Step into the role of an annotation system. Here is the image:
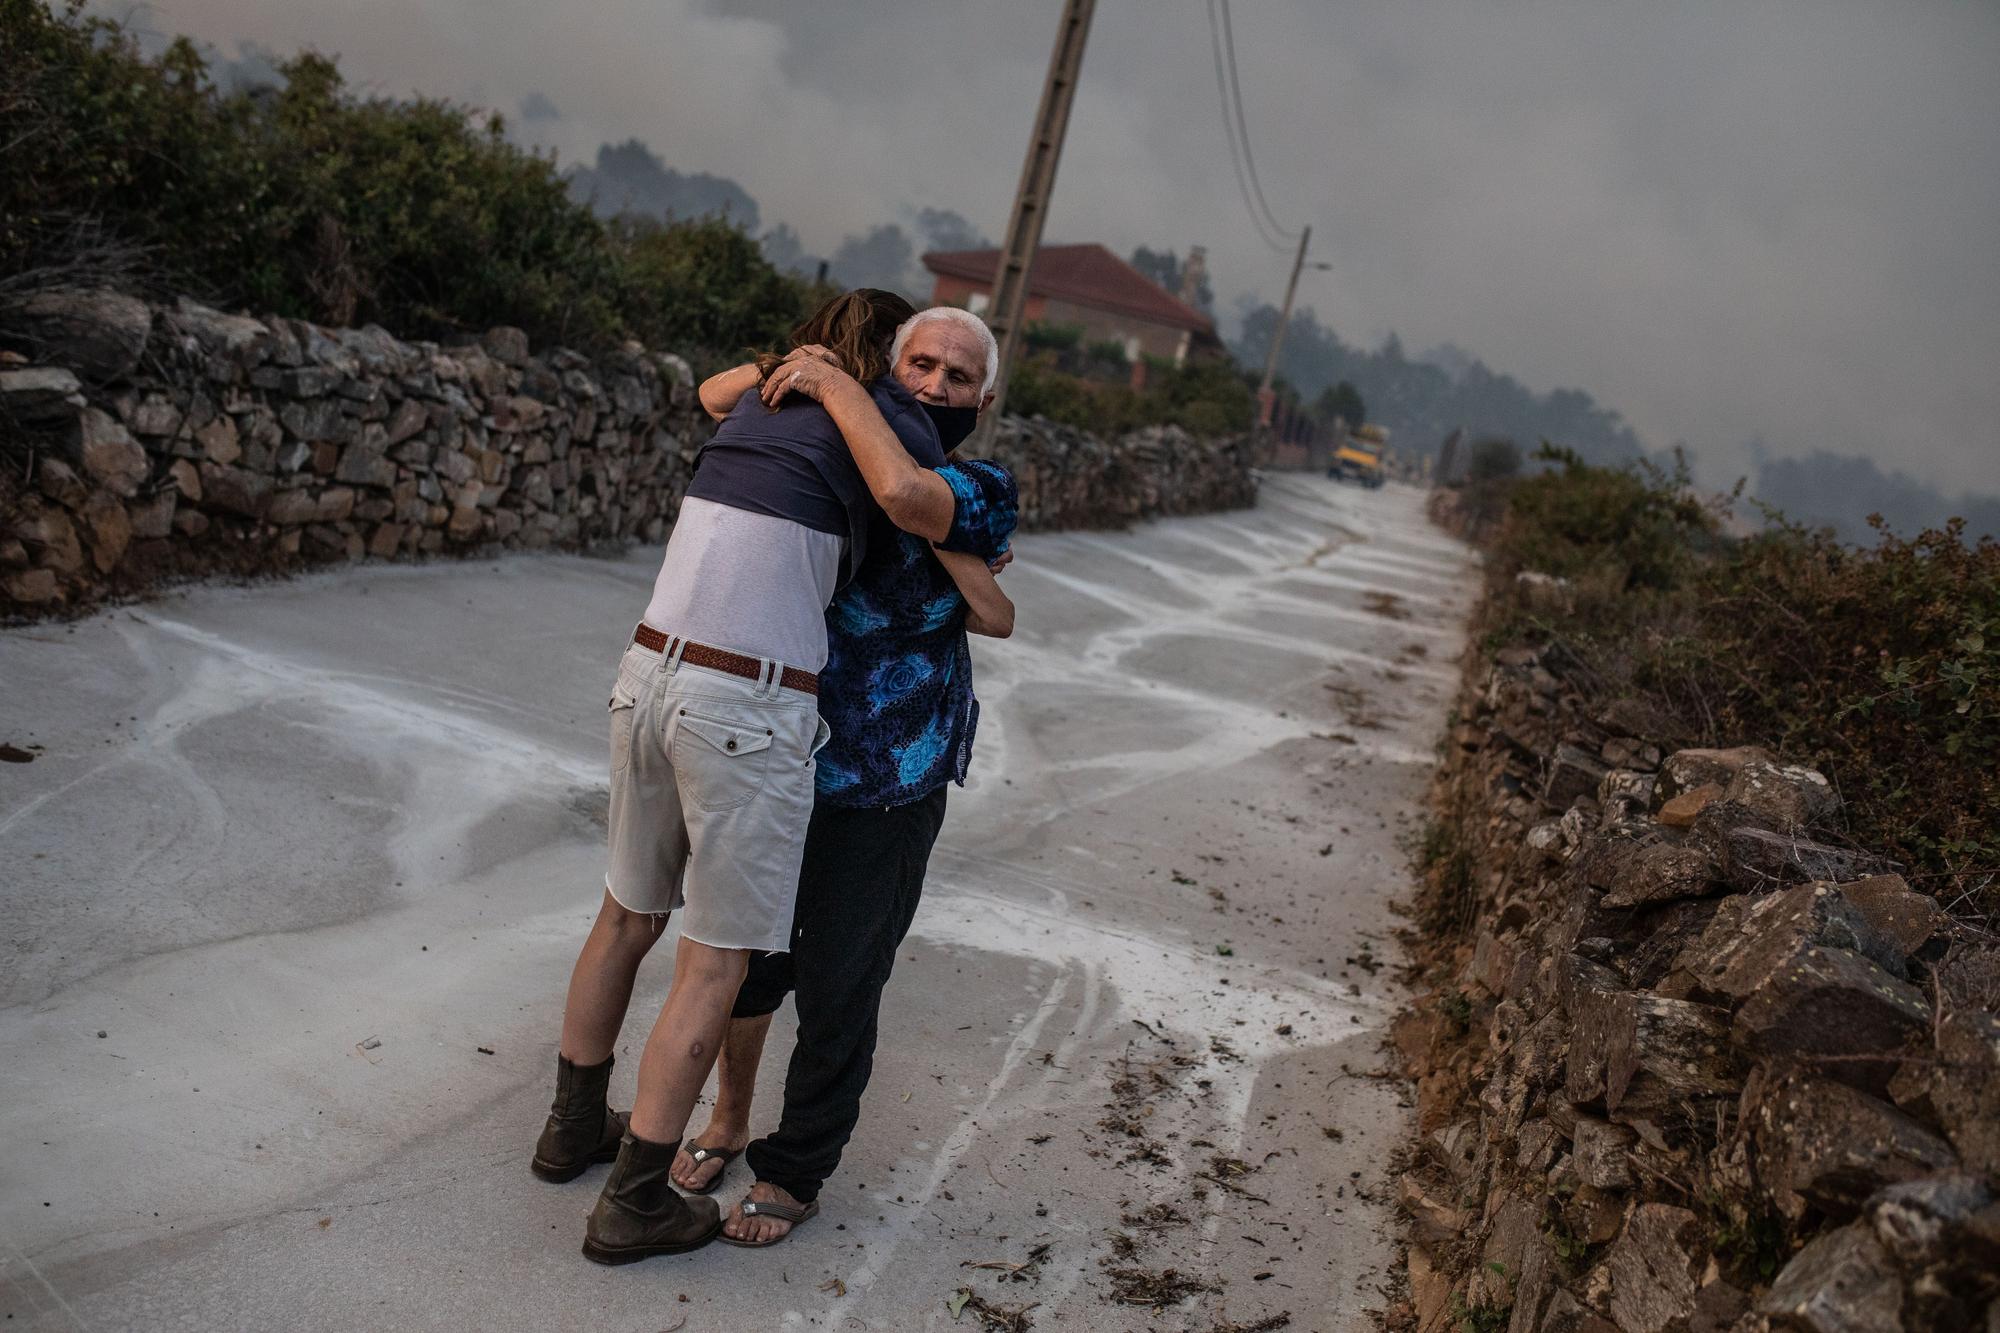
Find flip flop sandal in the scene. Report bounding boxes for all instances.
[676,1143,742,1196]
[717,1196,819,1248]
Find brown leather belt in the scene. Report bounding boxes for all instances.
[631,623,818,697]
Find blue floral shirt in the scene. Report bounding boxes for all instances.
[815,461,1019,808]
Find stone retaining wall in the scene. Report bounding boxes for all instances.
[1,292,1256,615]
[1390,633,1999,1332]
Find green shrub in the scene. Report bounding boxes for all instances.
[1484,451,2000,915]
[0,2,811,352]
[1007,352,1252,439]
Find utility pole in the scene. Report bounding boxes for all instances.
[975,0,1097,446]
[1256,224,1311,428]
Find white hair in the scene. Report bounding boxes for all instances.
[890,306,1000,396]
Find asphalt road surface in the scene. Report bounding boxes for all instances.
[1,473,1476,1331]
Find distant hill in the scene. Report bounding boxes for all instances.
[1755,451,2000,545]
[1230,305,1646,466]
[565,140,762,231]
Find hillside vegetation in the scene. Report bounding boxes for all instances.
[1,1,811,357]
[1454,449,1999,916]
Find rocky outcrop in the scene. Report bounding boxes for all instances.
[2,290,1257,616]
[1390,635,1999,1333]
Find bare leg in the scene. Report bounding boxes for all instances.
[671,1012,773,1190]
[558,890,666,1066]
[626,935,750,1146]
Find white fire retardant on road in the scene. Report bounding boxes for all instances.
[1,474,1476,1331]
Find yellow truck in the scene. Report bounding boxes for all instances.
[1329,423,1388,488]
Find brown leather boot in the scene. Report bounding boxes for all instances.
[530,1053,628,1182]
[582,1134,723,1263]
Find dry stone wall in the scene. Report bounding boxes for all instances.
[1,292,1256,616]
[1390,633,2000,1333]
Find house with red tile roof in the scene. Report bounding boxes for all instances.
[920,243,1219,368]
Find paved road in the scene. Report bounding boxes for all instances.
[1,474,1475,1331]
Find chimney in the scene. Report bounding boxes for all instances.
[1177,245,1208,307]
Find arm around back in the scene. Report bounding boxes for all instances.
[763,362,958,543]
[935,548,1014,638]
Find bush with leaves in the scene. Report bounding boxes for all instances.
[0,2,811,353]
[1482,449,2000,917]
[1007,351,1253,440]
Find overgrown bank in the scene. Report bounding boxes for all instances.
[1387,461,1999,1332]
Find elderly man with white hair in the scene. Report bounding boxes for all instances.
[658,305,1022,1247]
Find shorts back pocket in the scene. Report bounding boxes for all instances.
[672,707,778,811]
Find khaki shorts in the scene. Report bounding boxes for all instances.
[603,639,829,952]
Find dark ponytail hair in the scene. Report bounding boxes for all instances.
[756,288,917,390]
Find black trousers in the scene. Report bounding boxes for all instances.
[731,785,949,1204]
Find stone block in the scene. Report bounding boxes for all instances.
[1759,1222,1904,1333]
[3,567,60,604]
[1722,760,1840,831]
[198,463,273,519]
[1835,875,1946,962]
[278,366,340,397]
[1655,746,1775,805]
[273,439,313,474]
[446,504,483,540]
[78,489,131,572]
[1698,806,1897,892]
[384,398,429,445]
[1931,1008,2000,1178]
[1600,767,1657,809]
[1602,841,1720,909]
[67,408,148,497]
[1657,783,1722,829]
[1571,1115,1637,1191]
[266,489,320,526]
[0,366,85,420]
[1675,884,1907,1004]
[166,298,270,369]
[1398,1172,1472,1246]
[1752,1074,1957,1220]
[1602,1203,1701,1333]
[16,503,84,574]
[122,395,180,439]
[481,326,530,365]
[1732,946,1929,1083]
[34,456,89,509]
[195,414,241,466]
[1569,985,1737,1113]
[1865,1174,2000,1329]
[333,445,396,489]
[366,523,404,559]
[9,288,151,379]
[315,487,356,524]
[129,491,176,540]
[280,397,351,444]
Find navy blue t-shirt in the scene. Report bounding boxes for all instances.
[686,376,944,585]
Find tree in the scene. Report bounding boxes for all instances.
[1315,380,1365,427]
[1467,438,1523,483]
[1129,245,1212,311]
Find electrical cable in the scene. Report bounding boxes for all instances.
[1206,0,1289,252]
[1214,0,1301,245]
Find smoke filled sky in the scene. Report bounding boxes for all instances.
[136,0,1998,496]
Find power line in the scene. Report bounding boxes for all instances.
[1211,0,1300,247]
[1205,0,1287,252]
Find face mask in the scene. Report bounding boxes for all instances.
[921,400,980,452]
